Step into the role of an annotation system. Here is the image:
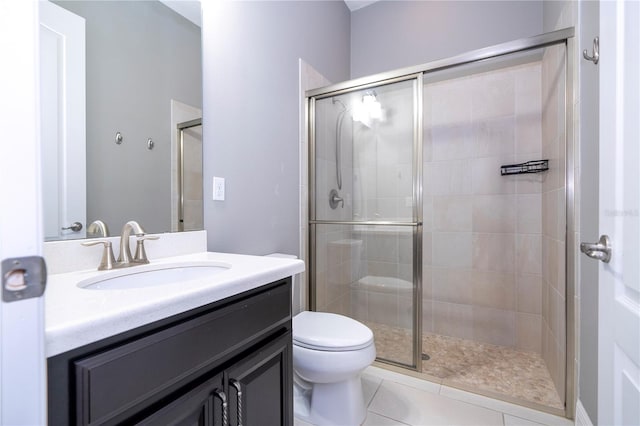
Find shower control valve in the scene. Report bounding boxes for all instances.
[329,189,344,209]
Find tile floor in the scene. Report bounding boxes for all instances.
[294,366,573,426]
[367,322,564,410]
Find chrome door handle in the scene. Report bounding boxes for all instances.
[61,221,83,232]
[580,234,611,263]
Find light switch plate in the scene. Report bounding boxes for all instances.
[213,177,225,201]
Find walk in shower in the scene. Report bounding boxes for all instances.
[307,29,574,415]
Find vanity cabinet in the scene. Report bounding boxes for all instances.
[48,278,293,426]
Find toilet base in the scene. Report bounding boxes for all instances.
[293,374,366,426]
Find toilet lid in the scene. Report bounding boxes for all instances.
[293,311,374,351]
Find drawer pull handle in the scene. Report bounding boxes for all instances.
[230,379,243,426]
[213,388,228,426]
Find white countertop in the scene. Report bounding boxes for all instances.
[45,252,305,357]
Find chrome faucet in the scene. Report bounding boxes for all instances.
[82,220,159,270]
[117,220,146,265]
[87,220,110,238]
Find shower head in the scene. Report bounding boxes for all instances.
[362,90,378,103]
[353,90,383,125]
[332,97,347,111]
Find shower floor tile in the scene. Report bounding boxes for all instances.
[366,322,564,411]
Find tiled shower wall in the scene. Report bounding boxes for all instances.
[313,56,567,376]
[422,60,545,353]
[541,44,567,400]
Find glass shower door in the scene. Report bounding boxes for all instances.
[309,77,422,369]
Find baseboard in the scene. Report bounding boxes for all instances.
[575,400,594,426]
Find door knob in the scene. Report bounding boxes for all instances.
[580,234,611,263]
[61,221,83,232]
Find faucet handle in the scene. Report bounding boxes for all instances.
[81,240,116,271]
[134,235,159,264]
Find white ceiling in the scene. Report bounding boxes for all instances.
[158,0,378,26]
[344,0,380,12]
[159,0,201,27]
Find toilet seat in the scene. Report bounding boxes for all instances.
[293,311,374,351]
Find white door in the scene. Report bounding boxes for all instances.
[0,2,47,425]
[40,0,86,240]
[596,1,640,425]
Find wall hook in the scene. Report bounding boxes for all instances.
[583,36,599,65]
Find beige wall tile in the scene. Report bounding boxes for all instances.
[472,306,516,346]
[546,237,559,290]
[433,232,472,268]
[422,266,433,300]
[434,195,473,231]
[422,297,434,333]
[350,288,369,322]
[515,112,542,156]
[366,261,398,278]
[426,160,473,196]
[422,231,433,266]
[368,291,400,327]
[472,194,516,233]
[471,72,515,121]
[432,122,475,161]
[542,190,558,239]
[433,301,474,340]
[516,312,542,353]
[516,274,542,314]
[514,167,544,195]
[397,293,414,330]
[555,347,566,400]
[472,233,515,273]
[429,78,472,128]
[432,267,474,305]
[515,63,542,115]
[472,157,516,195]
[516,194,542,234]
[548,286,559,338]
[423,195,433,231]
[516,234,542,275]
[473,116,515,158]
[541,277,550,323]
[471,270,516,310]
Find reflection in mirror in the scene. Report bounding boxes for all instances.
[41,0,202,241]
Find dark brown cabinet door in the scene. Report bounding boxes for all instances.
[136,374,220,426]
[226,332,293,426]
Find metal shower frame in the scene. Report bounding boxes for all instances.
[306,27,576,418]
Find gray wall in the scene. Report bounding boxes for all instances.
[577,1,599,422]
[202,1,350,255]
[56,1,202,234]
[351,1,543,78]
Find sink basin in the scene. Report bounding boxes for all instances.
[77,262,232,290]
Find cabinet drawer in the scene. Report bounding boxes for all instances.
[74,282,290,425]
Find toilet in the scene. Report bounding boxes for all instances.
[292,311,376,426]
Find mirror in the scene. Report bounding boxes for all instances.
[41,0,202,241]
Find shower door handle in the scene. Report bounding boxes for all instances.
[580,235,611,263]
